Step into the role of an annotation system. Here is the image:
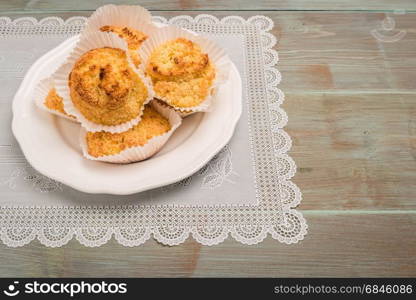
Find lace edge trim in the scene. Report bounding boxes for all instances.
[1,209,308,247]
[0,14,307,246]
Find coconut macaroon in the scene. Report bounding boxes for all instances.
[146,38,216,108]
[43,88,76,119]
[100,25,147,66]
[85,104,171,157]
[69,47,148,126]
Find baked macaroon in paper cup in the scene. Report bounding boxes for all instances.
[54,31,155,133]
[79,100,182,164]
[138,26,231,114]
[34,77,77,122]
[81,4,158,67]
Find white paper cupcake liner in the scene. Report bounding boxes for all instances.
[79,100,182,164]
[138,26,231,113]
[33,77,78,122]
[154,99,196,118]
[82,4,157,42]
[53,31,155,133]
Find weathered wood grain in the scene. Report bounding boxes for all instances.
[1,0,416,11]
[0,214,414,277]
[271,12,416,209]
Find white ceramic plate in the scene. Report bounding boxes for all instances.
[12,35,242,195]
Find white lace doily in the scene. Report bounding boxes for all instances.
[0,14,307,247]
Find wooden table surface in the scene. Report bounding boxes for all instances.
[1,1,415,277]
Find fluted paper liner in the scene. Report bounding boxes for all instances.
[138,26,231,114]
[34,77,78,122]
[79,100,182,163]
[54,31,155,133]
[82,4,157,43]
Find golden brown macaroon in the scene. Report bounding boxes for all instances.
[44,88,75,119]
[69,47,148,126]
[86,105,171,157]
[100,25,147,66]
[146,38,216,108]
